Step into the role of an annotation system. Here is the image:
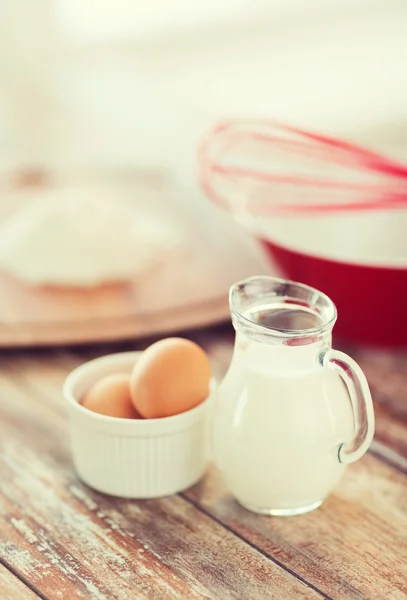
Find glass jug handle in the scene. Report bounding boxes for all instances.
[319,349,375,464]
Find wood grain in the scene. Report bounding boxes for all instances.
[1,339,407,599]
[0,358,324,600]
[184,457,407,600]
[0,563,42,600]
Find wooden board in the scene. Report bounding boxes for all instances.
[0,348,319,600]
[0,564,42,600]
[0,177,272,347]
[0,272,231,347]
[0,334,406,599]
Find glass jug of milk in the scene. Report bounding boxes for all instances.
[213,276,375,516]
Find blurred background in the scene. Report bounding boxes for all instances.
[2,1,406,174]
[0,0,406,346]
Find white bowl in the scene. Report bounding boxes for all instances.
[63,351,214,498]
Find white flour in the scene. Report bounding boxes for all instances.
[0,186,183,286]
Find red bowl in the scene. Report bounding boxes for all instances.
[261,237,407,346]
[252,207,407,347]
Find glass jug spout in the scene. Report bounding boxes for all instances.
[229,276,337,346]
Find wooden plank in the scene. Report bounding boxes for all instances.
[2,341,407,599]
[184,456,407,600]
[188,337,407,599]
[0,366,324,600]
[0,563,43,600]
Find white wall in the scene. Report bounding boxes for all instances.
[1,0,407,180]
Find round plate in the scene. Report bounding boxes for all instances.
[0,172,271,346]
[0,225,270,347]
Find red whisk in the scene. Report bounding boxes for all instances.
[199,120,407,215]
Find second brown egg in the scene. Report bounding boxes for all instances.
[82,373,141,419]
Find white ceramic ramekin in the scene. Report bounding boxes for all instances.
[63,351,213,498]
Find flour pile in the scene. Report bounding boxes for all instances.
[0,187,182,286]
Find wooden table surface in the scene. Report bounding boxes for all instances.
[1,327,407,600]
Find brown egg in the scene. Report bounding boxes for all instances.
[130,338,211,418]
[81,373,141,419]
